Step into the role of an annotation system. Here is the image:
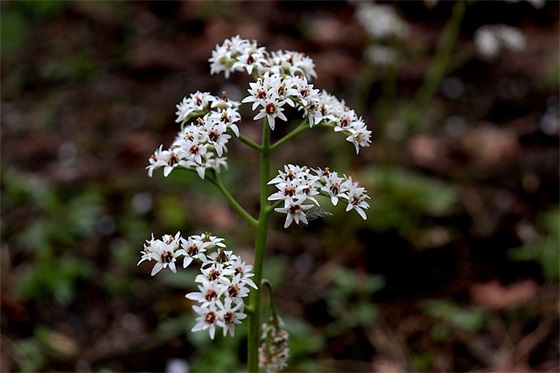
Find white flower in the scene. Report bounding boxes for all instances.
[209,35,251,78]
[242,73,291,130]
[215,297,246,337]
[227,256,258,290]
[192,303,220,339]
[175,91,216,124]
[186,277,225,306]
[346,122,372,154]
[146,146,185,177]
[316,168,348,206]
[231,42,269,75]
[137,232,185,276]
[268,50,317,80]
[253,95,288,130]
[180,232,256,339]
[343,177,371,220]
[274,196,314,228]
[180,235,208,268]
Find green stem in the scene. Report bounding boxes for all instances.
[207,171,258,228]
[247,120,273,372]
[270,118,309,152]
[237,133,263,152]
[261,279,279,324]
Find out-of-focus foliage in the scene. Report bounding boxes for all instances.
[423,299,488,340]
[2,169,101,304]
[510,207,560,281]
[363,165,459,246]
[326,267,385,334]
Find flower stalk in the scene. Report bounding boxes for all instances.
[248,119,273,372]
[139,36,371,373]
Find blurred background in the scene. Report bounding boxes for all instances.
[1,1,558,372]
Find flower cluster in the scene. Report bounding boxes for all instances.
[474,25,526,60]
[259,317,289,373]
[268,164,370,228]
[138,232,256,339]
[210,36,372,153]
[209,35,317,80]
[147,91,241,179]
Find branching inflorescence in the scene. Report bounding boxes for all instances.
[138,36,372,372]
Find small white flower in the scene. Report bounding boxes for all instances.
[217,297,247,337]
[343,178,371,220]
[253,96,288,130]
[186,277,225,306]
[137,232,185,276]
[175,91,215,124]
[346,123,372,154]
[227,256,258,288]
[146,146,185,177]
[268,50,317,80]
[192,303,220,339]
[209,36,251,78]
[317,168,348,206]
[180,235,208,268]
[274,196,314,228]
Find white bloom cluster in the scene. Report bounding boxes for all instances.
[355,2,409,40]
[268,164,370,228]
[474,25,526,60]
[147,91,241,179]
[209,35,317,80]
[258,317,289,373]
[138,232,256,339]
[211,36,372,153]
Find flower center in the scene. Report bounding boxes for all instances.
[208,269,220,281]
[205,311,216,325]
[205,289,218,302]
[187,244,198,256]
[224,312,234,324]
[161,251,173,263]
[266,103,277,115]
[284,186,296,197]
[168,152,179,166]
[228,284,239,298]
[289,205,301,215]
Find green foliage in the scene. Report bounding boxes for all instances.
[509,207,560,281]
[282,315,325,371]
[13,337,46,373]
[422,299,488,340]
[0,10,29,55]
[17,252,93,305]
[2,169,102,304]
[40,50,101,84]
[363,165,459,245]
[325,267,385,334]
[1,1,69,55]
